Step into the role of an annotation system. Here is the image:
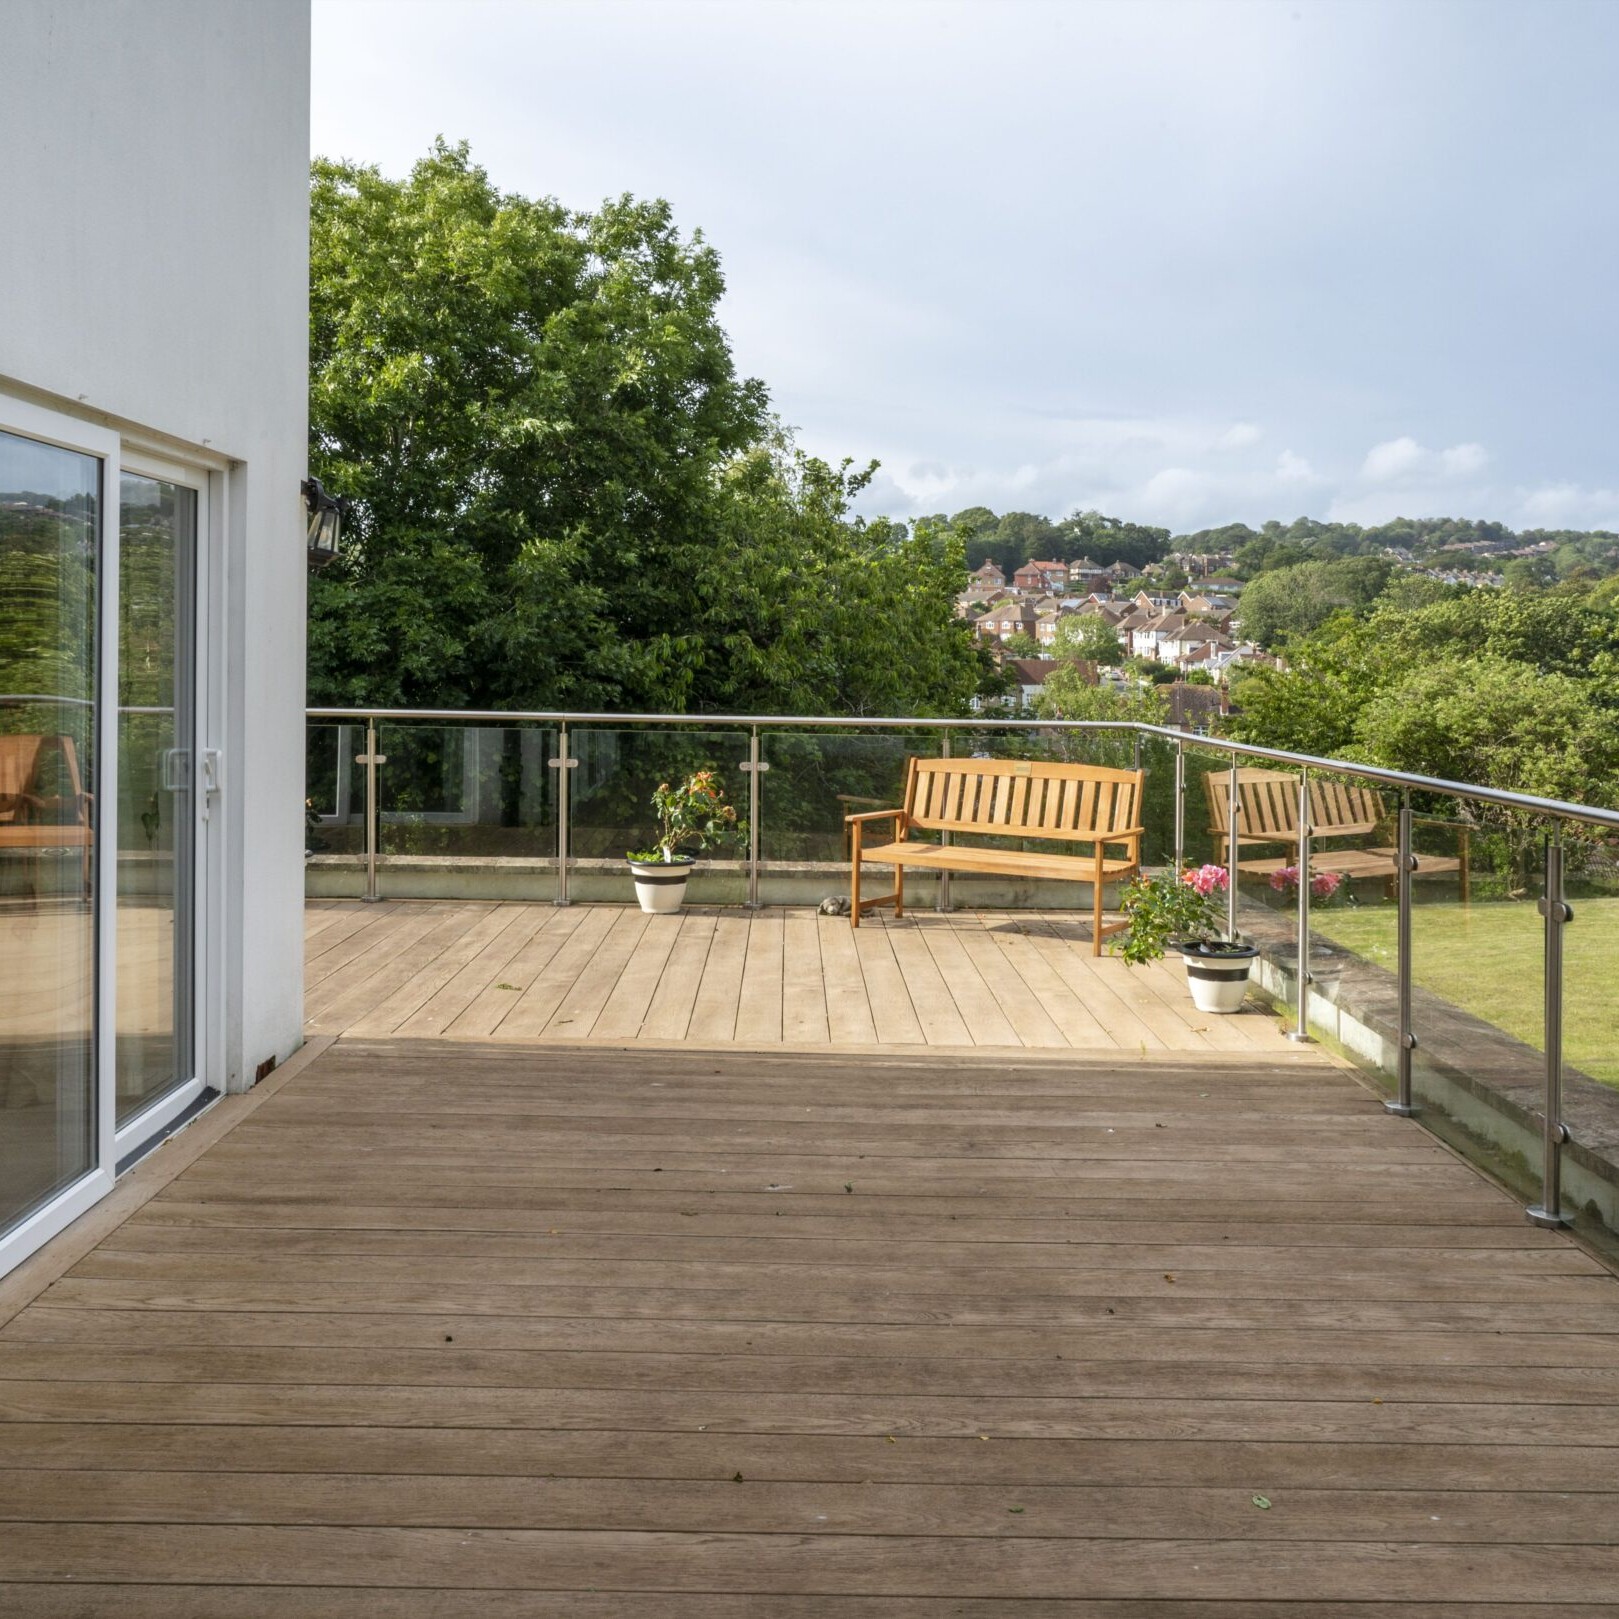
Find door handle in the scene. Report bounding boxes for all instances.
[161,748,191,792]
[200,749,222,821]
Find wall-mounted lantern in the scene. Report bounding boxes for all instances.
[302,475,347,571]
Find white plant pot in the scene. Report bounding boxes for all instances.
[1181,944,1258,1014]
[628,857,694,914]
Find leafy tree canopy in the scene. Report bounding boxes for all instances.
[1228,584,1619,810]
[307,141,988,717]
[1233,555,1393,648]
[1051,613,1124,667]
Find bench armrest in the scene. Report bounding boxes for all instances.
[845,808,907,827]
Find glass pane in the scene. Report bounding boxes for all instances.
[1293,766,1404,1063]
[1562,835,1619,1256]
[304,722,364,857]
[1407,813,1542,1138]
[115,474,195,1124]
[0,428,99,1229]
[760,730,928,865]
[571,729,745,896]
[375,724,557,898]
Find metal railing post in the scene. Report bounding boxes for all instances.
[743,726,767,910]
[1288,768,1312,1042]
[1527,829,1573,1228]
[356,716,385,903]
[1225,758,1240,939]
[549,722,577,906]
[1386,792,1419,1115]
[1172,739,1185,874]
[937,730,953,912]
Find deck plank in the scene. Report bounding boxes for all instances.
[637,911,717,1042]
[3,1033,1617,1608]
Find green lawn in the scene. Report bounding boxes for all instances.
[1311,897,1619,1087]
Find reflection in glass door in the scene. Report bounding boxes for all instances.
[115,474,196,1127]
[0,429,100,1232]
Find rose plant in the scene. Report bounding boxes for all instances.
[627,769,740,864]
[1115,863,1231,966]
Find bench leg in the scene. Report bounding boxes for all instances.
[850,842,862,929]
[1092,874,1106,957]
[893,863,904,921]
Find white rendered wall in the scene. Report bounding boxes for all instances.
[0,0,311,1089]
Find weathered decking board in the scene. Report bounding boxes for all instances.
[301,900,1299,1054]
[0,1038,1616,1611]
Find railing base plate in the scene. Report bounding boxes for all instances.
[1525,1205,1571,1230]
[1285,1031,1312,1044]
[1382,1101,1420,1117]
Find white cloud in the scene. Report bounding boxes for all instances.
[1361,436,1427,482]
[1216,421,1264,452]
[1514,482,1619,530]
[1275,449,1315,483]
[1362,436,1490,484]
[1440,442,1488,478]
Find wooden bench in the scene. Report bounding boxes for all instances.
[1202,767,1467,898]
[0,733,94,890]
[847,756,1145,955]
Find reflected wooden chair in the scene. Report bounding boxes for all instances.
[0,733,94,896]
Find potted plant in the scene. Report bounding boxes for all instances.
[626,769,740,913]
[1115,862,1258,1013]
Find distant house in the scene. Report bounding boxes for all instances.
[1165,681,1230,735]
[1012,558,1069,593]
[1065,556,1110,594]
[1003,656,1097,710]
[972,560,1006,589]
[1005,657,1059,707]
[978,601,1038,642]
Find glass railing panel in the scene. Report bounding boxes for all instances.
[1136,730,1182,871]
[569,727,746,879]
[304,722,364,856]
[1401,810,1548,1187]
[1294,765,1407,1073]
[1546,825,1619,1257]
[758,729,931,868]
[370,723,557,898]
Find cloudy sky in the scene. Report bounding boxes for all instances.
[312,0,1619,534]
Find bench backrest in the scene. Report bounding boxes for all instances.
[1203,767,1386,846]
[904,756,1143,844]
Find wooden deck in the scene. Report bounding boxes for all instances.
[1,1032,1617,1610]
[304,899,1297,1055]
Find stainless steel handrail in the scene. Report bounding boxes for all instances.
[306,707,1619,830]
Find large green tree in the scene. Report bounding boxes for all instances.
[307,141,985,719]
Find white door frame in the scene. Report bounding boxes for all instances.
[0,399,227,1276]
[0,396,120,1277]
[110,447,222,1162]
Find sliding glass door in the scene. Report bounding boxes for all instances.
[115,472,197,1131]
[2,411,208,1273]
[0,429,100,1234]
